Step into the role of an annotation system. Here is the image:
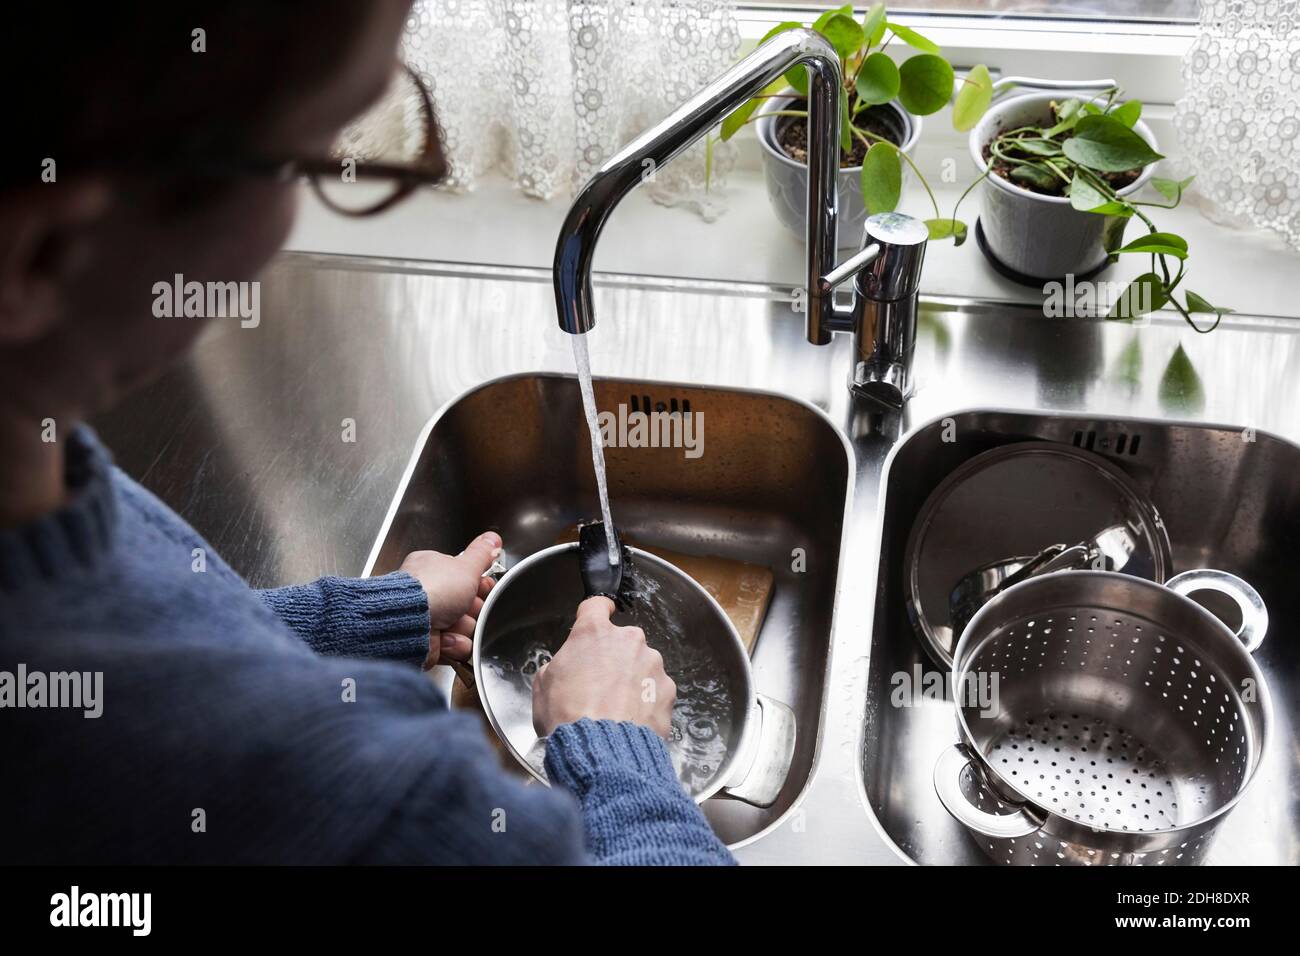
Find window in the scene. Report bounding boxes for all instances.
[758,1,1199,22]
[737,4,1195,106]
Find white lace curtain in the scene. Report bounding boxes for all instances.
[1174,0,1300,249]
[386,0,741,219]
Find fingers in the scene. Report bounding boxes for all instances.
[458,531,503,576]
[439,632,472,662]
[421,640,440,671]
[446,614,478,639]
[477,576,496,600]
[574,595,616,623]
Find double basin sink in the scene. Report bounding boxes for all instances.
[103,253,1297,863]
[365,373,1300,862]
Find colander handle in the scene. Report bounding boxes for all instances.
[933,744,1042,840]
[1166,569,1269,654]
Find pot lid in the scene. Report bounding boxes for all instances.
[904,441,1172,667]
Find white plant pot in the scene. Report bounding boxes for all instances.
[756,94,921,249]
[970,91,1159,282]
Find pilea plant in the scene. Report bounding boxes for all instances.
[712,3,992,243]
[979,90,1229,331]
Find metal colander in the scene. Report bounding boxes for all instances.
[934,569,1271,866]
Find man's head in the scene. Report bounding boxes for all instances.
[0,1,414,425]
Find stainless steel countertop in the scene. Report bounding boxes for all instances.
[95,251,1300,865]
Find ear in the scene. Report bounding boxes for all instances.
[0,178,111,346]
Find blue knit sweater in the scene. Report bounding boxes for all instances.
[0,428,733,866]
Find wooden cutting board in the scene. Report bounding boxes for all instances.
[552,527,774,653]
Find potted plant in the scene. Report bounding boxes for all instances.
[966,89,1230,329]
[715,3,990,248]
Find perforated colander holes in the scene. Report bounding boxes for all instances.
[986,834,1206,866]
[994,717,1183,830]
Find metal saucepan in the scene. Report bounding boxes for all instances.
[933,567,1271,865]
[472,543,796,807]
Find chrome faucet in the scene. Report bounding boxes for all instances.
[553,27,928,409]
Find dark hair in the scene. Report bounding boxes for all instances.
[4,1,361,186]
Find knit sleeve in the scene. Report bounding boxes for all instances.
[256,571,431,665]
[543,718,736,866]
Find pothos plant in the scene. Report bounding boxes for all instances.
[980,90,1230,331]
[710,3,995,243]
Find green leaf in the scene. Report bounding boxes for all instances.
[840,90,852,153]
[1056,98,1082,122]
[1110,100,1142,127]
[720,78,788,140]
[1010,164,1059,191]
[862,3,887,46]
[1158,345,1205,413]
[1115,336,1142,390]
[757,21,809,95]
[1042,98,1083,137]
[1151,174,1195,204]
[952,64,993,132]
[1042,117,1079,138]
[1184,290,1232,315]
[1102,214,1131,261]
[1062,114,1163,172]
[817,12,864,59]
[860,142,902,214]
[811,4,854,30]
[1113,231,1189,259]
[855,52,900,105]
[897,53,953,116]
[886,21,940,54]
[1068,173,1132,215]
[924,218,968,245]
[758,20,803,46]
[1108,272,1169,320]
[1012,138,1063,157]
[720,99,758,141]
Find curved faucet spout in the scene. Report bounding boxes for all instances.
[553,28,842,344]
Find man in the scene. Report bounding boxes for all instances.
[0,1,732,865]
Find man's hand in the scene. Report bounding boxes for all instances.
[532,597,676,738]
[399,531,501,670]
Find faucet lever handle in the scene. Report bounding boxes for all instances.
[820,242,882,295]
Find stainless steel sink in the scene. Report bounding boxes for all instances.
[95,251,1300,864]
[364,372,852,846]
[862,410,1300,865]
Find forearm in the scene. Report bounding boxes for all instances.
[256,571,430,664]
[544,719,736,866]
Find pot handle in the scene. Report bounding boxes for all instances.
[1166,568,1269,653]
[452,556,512,691]
[721,693,796,808]
[450,559,512,691]
[933,744,1042,840]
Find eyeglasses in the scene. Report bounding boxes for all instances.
[302,63,449,217]
[102,63,448,218]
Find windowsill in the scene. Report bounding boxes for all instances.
[284,6,1300,320]
[285,136,1298,321]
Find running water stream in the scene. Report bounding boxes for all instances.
[570,333,619,566]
